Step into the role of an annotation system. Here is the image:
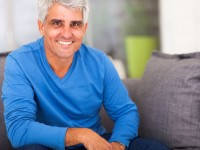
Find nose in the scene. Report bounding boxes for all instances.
[61,25,73,38]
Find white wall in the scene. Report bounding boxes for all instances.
[0,0,7,51]
[13,0,40,48]
[0,0,40,52]
[159,0,200,54]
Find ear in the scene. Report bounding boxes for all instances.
[38,19,45,36]
[83,23,88,34]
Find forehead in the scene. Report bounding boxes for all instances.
[46,3,83,21]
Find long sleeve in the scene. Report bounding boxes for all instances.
[2,40,139,149]
[102,55,139,147]
[2,55,67,150]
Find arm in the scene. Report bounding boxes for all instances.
[2,55,67,150]
[102,55,139,147]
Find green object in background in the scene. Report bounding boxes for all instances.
[125,36,157,78]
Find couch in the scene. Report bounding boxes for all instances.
[1,51,200,150]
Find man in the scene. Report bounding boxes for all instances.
[2,0,169,150]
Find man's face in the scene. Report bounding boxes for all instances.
[38,3,87,61]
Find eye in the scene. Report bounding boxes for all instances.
[70,21,83,27]
[54,21,61,26]
[53,21,62,26]
[50,19,63,26]
[72,23,79,26]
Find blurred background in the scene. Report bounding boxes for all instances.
[0,0,200,78]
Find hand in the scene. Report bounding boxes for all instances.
[111,142,126,150]
[66,128,112,150]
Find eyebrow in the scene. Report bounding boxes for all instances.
[50,19,63,23]
[70,20,84,24]
[49,19,84,25]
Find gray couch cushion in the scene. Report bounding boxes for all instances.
[0,52,13,150]
[135,51,200,149]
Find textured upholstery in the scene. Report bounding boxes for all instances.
[0,52,13,150]
[135,51,200,149]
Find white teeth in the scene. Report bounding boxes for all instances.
[58,41,73,45]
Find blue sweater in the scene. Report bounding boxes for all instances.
[2,38,139,150]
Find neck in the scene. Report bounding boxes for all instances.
[47,55,74,78]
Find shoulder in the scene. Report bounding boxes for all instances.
[8,38,42,60]
[78,44,110,65]
[78,43,116,73]
[5,38,43,71]
[79,44,106,58]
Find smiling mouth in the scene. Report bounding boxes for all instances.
[57,41,73,45]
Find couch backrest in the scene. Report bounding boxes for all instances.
[0,52,13,150]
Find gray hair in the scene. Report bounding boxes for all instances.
[38,0,89,24]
